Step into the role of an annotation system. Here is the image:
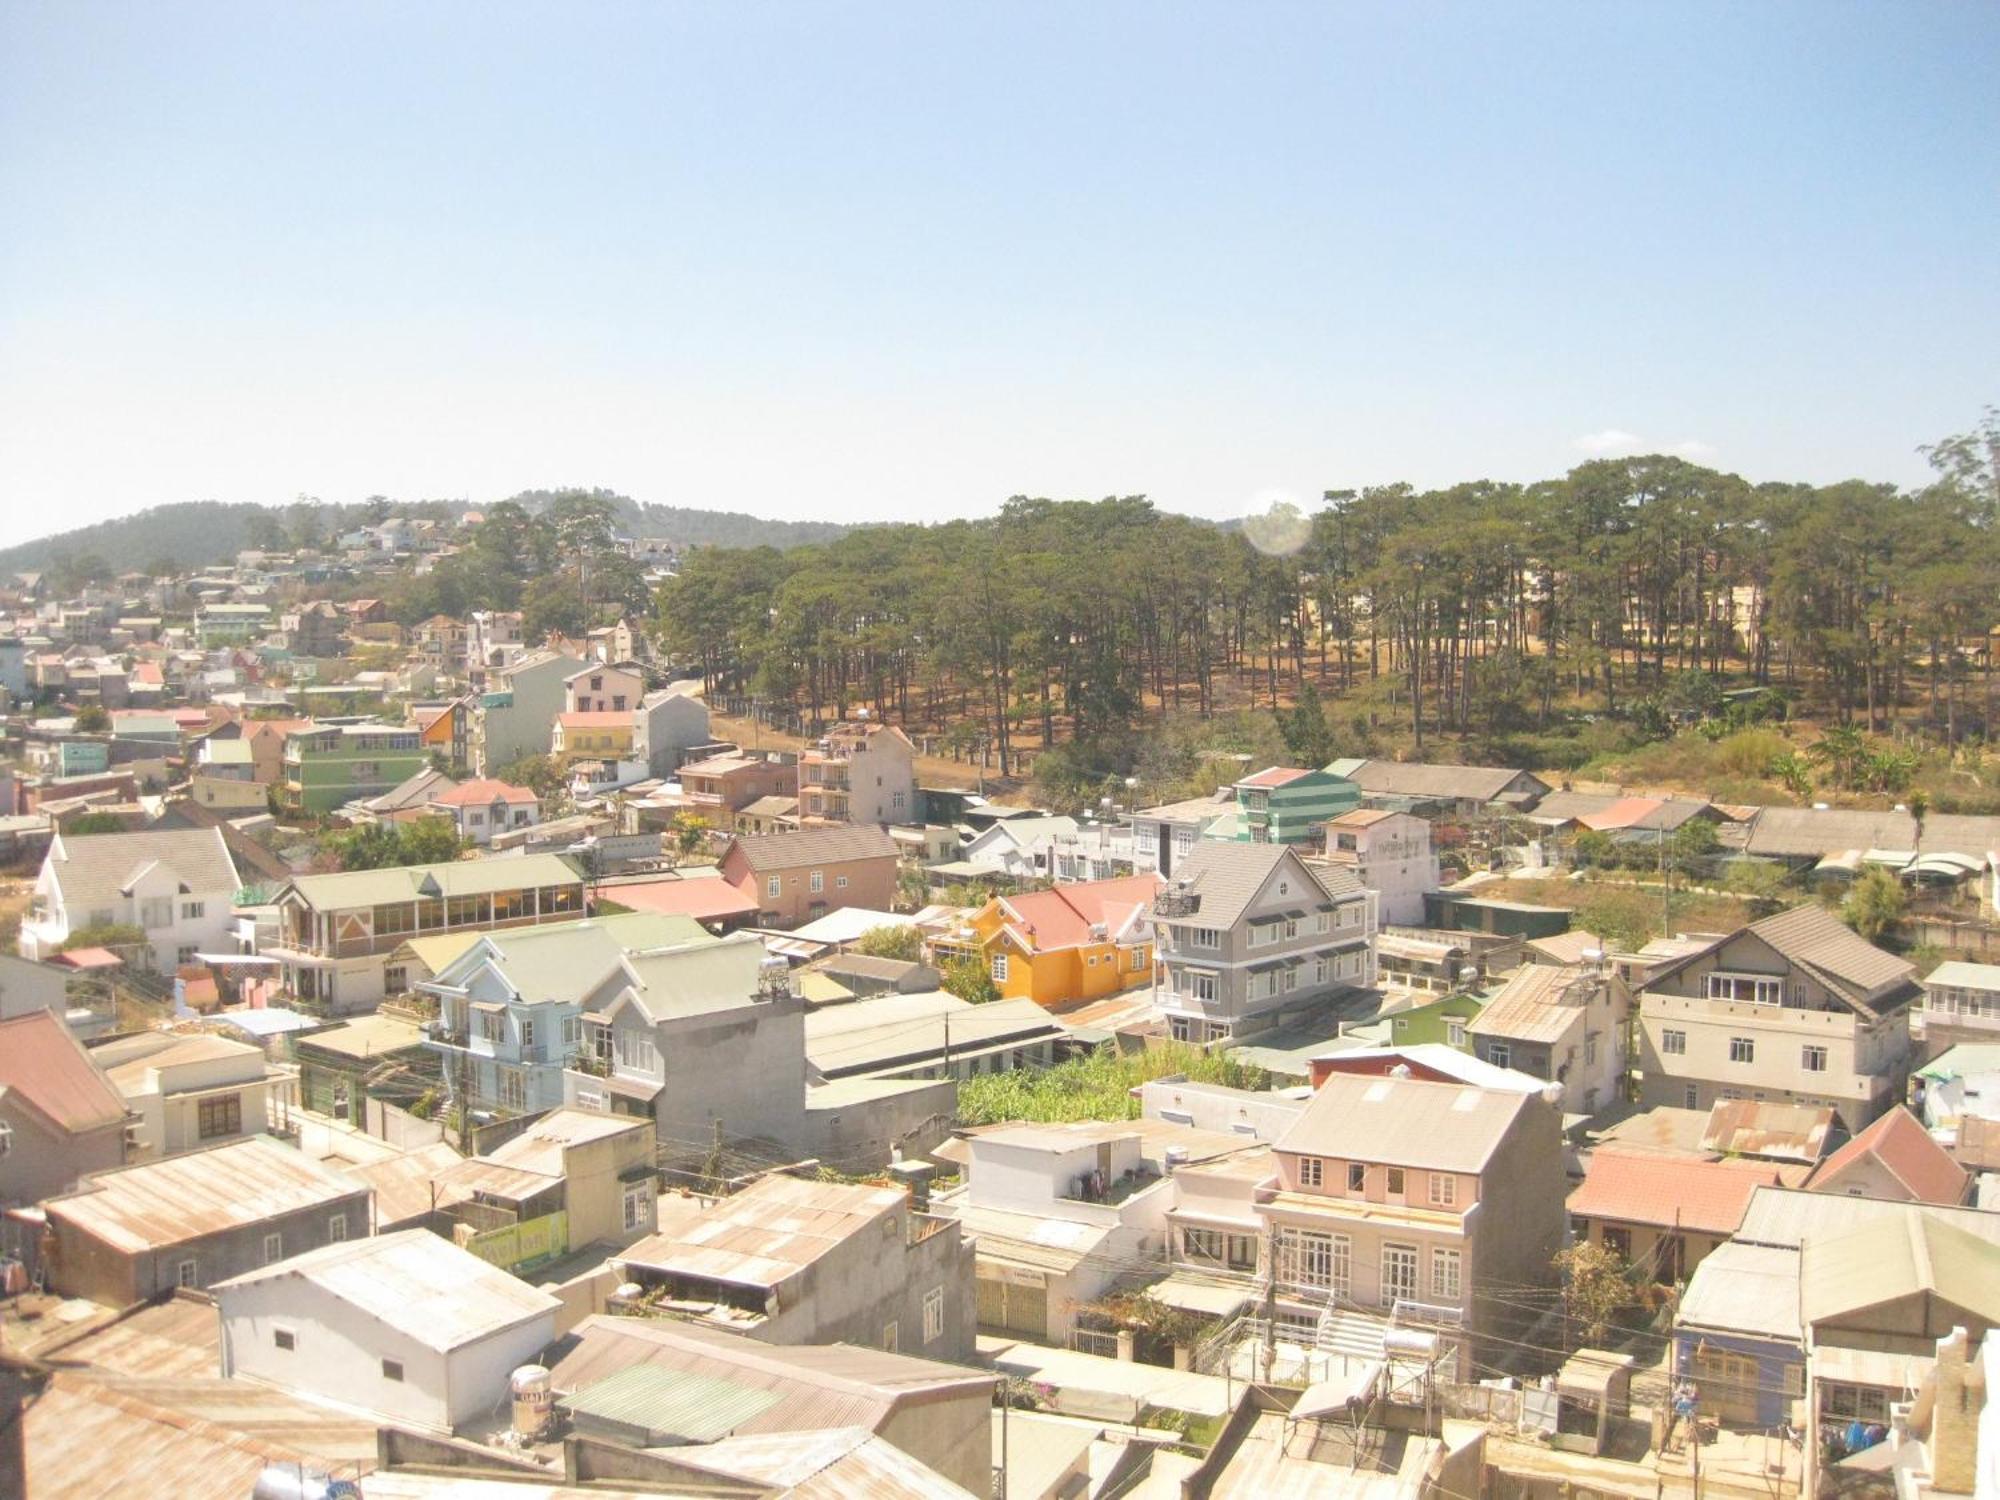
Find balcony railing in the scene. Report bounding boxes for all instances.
[568,1050,612,1078]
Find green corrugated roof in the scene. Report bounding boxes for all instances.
[432,911,714,1003]
[282,851,584,909]
[560,1364,781,1444]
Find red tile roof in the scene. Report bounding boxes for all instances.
[0,1010,129,1135]
[429,778,538,807]
[996,875,1163,952]
[1808,1105,1968,1205]
[1567,1150,1784,1235]
[597,878,760,922]
[1238,766,1313,789]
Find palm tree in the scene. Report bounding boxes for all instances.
[1808,724,1866,791]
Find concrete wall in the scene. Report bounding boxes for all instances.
[0,1101,122,1205]
[222,1275,454,1431]
[880,1391,992,1496]
[443,1316,561,1429]
[805,1079,954,1172]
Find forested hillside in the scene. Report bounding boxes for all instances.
[507,488,855,548]
[655,414,2000,809]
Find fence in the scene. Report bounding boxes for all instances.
[465,1209,569,1272]
[1067,1327,1122,1360]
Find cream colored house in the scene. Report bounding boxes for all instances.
[1635,905,1918,1131]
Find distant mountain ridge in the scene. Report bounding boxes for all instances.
[0,491,861,575]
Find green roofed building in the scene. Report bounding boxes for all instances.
[1222,765,1359,846]
[280,721,429,816]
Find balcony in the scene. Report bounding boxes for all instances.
[1060,1165,1159,1206]
[568,1049,612,1078]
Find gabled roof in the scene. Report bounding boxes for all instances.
[1466,965,1602,1044]
[1747,904,1915,1004]
[1808,1104,1968,1205]
[594,877,761,923]
[592,931,770,1026]
[1801,1211,2000,1328]
[720,825,898,874]
[45,827,240,911]
[1328,759,1546,803]
[45,1138,365,1253]
[1148,842,1355,932]
[432,913,712,1007]
[1567,1150,1783,1235]
[429,777,538,807]
[1274,1073,1540,1173]
[213,1228,558,1352]
[0,1010,127,1135]
[992,874,1162,953]
[276,851,583,911]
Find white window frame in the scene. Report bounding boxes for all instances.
[623,1183,650,1232]
[1707,971,1784,1006]
[1802,1044,1828,1073]
[767,875,782,897]
[1729,1036,1755,1064]
[262,1232,283,1265]
[1428,1172,1456,1208]
[923,1286,945,1344]
[1661,1027,1687,1056]
[990,953,1009,983]
[1297,1155,1324,1188]
[809,869,824,894]
[1431,1247,1463,1302]
[328,1213,348,1242]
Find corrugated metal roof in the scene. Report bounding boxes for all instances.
[1273,1072,1539,1172]
[1801,1211,2000,1327]
[1674,1241,1804,1342]
[22,1373,326,1499]
[1466,965,1598,1044]
[350,1141,466,1224]
[546,1314,991,1437]
[1336,760,1544,802]
[619,1176,907,1289]
[279,851,583,910]
[0,1009,128,1135]
[562,1364,782,1444]
[47,1137,367,1253]
[1734,1185,2000,1251]
[483,1108,649,1176]
[690,1426,980,1499]
[213,1228,560,1352]
[1699,1099,1837,1163]
[722,826,897,874]
[1748,903,1915,999]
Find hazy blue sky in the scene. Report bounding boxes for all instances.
[2,2,1995,544]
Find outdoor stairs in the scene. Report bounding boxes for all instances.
[1314,1302,1390,1361]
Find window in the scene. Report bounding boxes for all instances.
[563,1016,582,1050]
[1802,1044,1828,1073]
[1382,1244,1419,1306]
[1189,928,1221,949]
[767,875,782,897]
[382,1359,405,1382]
[176,1259,198,1287]
[1187,971,1218,1003]
[197,1093,242,1140]
[274,1328,296,1351]
[177,946,198,966]
[882,1321,898,1353]
[1131,948,1147,972]
[623,1184,650,1232]
[383,965,407,993]
[1281,1229,1350,1295]
[1729,1036,1755,1064]
[1385,1167,1405,1196]
[809,870,824,893]
[1298,1156,1324,1187]
[1684,1084,1701,1109]
[1707,972,1784,1006]
[1432,1247,1463,1302]
[1487,1042,1511,1070]
[139,896,174,928]
[1347,1162,1367,1192]
[1661,1028,1687,1056]
[499,1068,528,1112]
[263,1233,283,1264]
[1428,1172,1456,1207]
[480,1012,502,1042]
[181,900,205,920]
[991,953,1009,984]
[329,1213,348,1242]
[1446,1020,1466,1047]
[923,1286,945,1344]
[836,874,848,889]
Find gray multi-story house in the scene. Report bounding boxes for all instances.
[630,686,713,778]
[421,911,710,1120]
[473,649,585,774]
[564,929,811,1155]
[1151,842,1377,1043]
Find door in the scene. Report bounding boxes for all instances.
[1383,1244,1419,1309]
[1693,1347,1761,1425]
[977,1272,1048,1339]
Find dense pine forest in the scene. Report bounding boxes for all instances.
[654,415,2000,806]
